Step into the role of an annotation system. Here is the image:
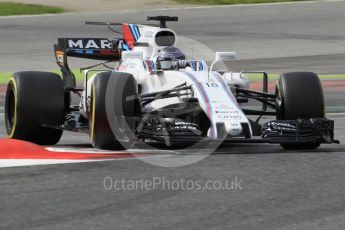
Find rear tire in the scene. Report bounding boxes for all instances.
[276,72,324,150]
[5,71,64,145]
[90,72,140,150]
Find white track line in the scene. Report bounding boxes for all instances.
[0,155,171,168]
[46,147,125,154]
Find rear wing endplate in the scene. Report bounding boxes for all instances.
[54,38,121,89]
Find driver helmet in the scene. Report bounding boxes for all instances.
[157,46,186,70]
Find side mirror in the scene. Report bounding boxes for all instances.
[210,52,237,73]
[208,52,237,81]
[215,52,237,62]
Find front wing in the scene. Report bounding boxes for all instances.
[134,118,338,145]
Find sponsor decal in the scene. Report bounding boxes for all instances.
[214,104,234,109]
[55,51,64,64]
[122,51,144,60]
[67,39,112,49]
[205,82,219,88]
[144,31,154,38]
[217,115,243,120]
[215,110,240,114]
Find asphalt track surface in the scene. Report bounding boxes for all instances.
[1,1,345,230]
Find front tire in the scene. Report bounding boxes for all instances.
[90,72,140,150]
[276,72,324,150]
[5,71,65,145]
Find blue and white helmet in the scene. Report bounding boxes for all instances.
[157,46,186,70]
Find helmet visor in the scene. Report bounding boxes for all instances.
[159,60,174,70]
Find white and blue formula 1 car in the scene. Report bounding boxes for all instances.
[5,16,338,150]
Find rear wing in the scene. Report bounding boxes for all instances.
[54,38,121,89]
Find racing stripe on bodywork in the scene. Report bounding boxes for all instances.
[190,61,198,71]
[129,24,140,41]
[150,60,155,71]
[145,59,152,72]
[121,41,130,51]
[213,72,240,109]
[123,23,140,49]
[134,24,141,40]
[188,61,204,71]
[213,72,252,137]
[143,61,147,71]
[183,72,216,138]
[191,61,195,70]
[143,59,156,73]
[129,24,138,40]
[199,61,203,71]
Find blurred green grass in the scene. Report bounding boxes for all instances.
[0,2,64,16]
[0,71,344,85]
[174,0,311,4]
[0,70,83,85]
[244,73,345,81]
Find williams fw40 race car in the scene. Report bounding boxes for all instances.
[5,16,338,150]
